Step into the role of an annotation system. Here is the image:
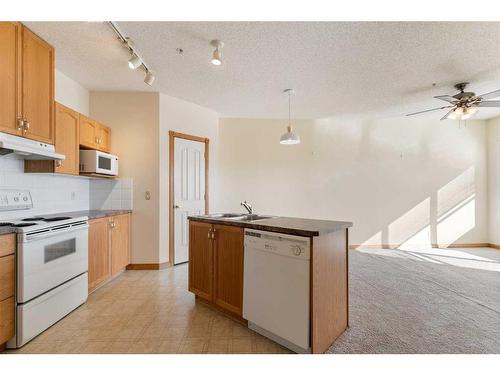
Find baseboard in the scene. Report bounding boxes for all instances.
[350,243,491,250]
[126,262,171,270]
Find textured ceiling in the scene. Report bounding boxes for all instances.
[24,21,500,119]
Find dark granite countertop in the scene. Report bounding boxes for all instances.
[188,214,352,237]
[0,227,16,235]
[57,210,132,220]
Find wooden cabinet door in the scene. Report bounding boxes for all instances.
[54,102,79,175]
[188,221,213,301]
[0,22,22,137]
[98,124,111,152]
[111,214,130,275]
[0,255,15,301]
[21,26,54,144]
[88,217,110,291]
[213,224,244,316]
[79,114,99,149]
[0,296,14,344]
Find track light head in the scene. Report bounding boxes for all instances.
[144,70,155,86]
[210,40,224,66]
[128,54,142,70]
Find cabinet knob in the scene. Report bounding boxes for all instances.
[174,204,181,209]
[23,120,30,133]
[56,160,62,167]
[17,118,24,131]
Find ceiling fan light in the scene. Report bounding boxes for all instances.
[466,106,478,115]
[280,126,301,145]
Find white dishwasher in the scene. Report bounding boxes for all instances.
[243,229,311,353]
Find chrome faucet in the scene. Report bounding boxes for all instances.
[241,201,253,214]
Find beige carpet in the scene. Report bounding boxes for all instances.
[327,247,500,354]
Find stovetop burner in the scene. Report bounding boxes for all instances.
[0,222,14,227]
[13,223,37,227]
[43,217,72,222]
[22,217,45,221]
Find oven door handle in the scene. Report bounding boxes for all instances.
[23,224,89,242]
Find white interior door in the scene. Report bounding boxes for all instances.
[174,137,206,264]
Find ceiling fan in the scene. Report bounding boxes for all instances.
[406,82,500,120]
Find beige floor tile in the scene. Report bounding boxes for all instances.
[177,338,208,354]
[230,337,253,353]
[231,322,254,337]
[184,323,212,338]
[162,326,187,340]
[5,264,293,355]
[77,340,112,354]
[157,339,183,354]
[206,338,230,354]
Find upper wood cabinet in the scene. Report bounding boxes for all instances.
[21,26,54,144]
[0,22,22,137]
[80,114,111,153]
[189,220,214,301]
[25,102,80,175]
[213,224,244,316]
[0,22,54,144]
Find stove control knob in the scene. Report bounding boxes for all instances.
[291,245,303,256]
[23,196,28,202]
[14,196,19,202]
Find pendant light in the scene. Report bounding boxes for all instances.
[280,89,301,145]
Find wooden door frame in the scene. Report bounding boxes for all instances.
[169,130,209,265]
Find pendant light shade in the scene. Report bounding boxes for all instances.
[280,126,301,145]
[280,89,301,145]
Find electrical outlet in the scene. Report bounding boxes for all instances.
[145,191,151,200]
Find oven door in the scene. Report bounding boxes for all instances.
[95,152,118,176]
[17,223,89,303]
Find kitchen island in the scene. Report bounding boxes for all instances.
[187,214,352,354]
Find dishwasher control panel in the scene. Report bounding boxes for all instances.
[244,229,310,260]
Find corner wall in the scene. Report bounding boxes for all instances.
[90,92,161,264]
[487,116,500,246]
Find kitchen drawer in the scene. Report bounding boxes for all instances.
[0,234,15,257]
[0,255,15,300]
[0,296,15,344]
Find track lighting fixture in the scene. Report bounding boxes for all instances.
[108,21,155,86]
[144,70,155,86]
[210,40,224,66]
[128,54,142,70]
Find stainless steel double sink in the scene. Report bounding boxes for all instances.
[204,213,273,221]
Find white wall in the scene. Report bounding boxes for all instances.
[0,70,91,221]
[159,93,219,263]
[90,92,160,264]
[218,117,488,248]
[55,70,90,116]
[487,116,500,245]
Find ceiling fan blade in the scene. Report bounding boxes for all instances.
[440,108,455,121]
[478,100,500,107]
[478,89,500,100]
[434,95,457,103]
[406,105,453,117]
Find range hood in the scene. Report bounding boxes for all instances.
[0,132,65,160]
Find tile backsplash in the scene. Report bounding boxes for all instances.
[0,154,89,220]
[90,178,133,210]
[0,154,133,220]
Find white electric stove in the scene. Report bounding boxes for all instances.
[0,189,89,348]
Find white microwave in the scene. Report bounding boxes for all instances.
[80,150,119,176]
